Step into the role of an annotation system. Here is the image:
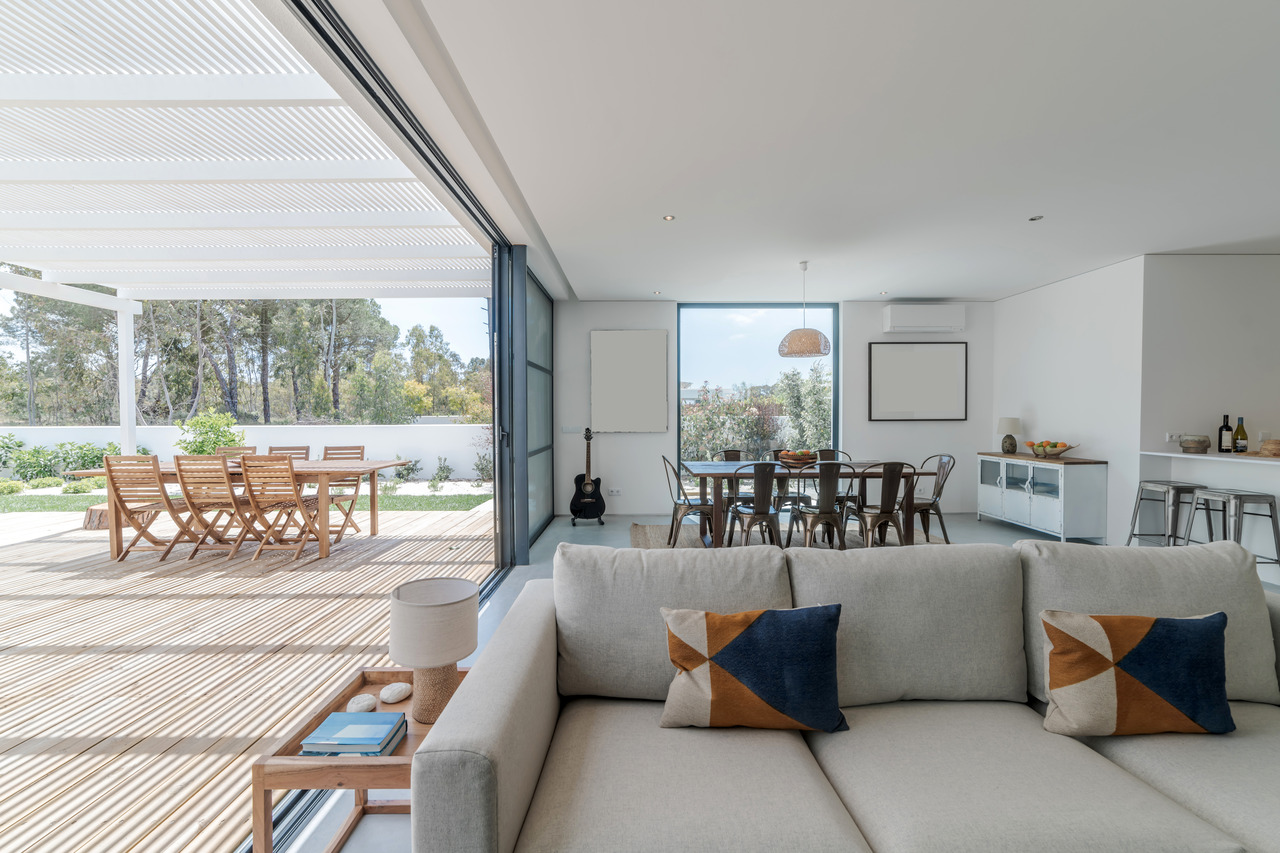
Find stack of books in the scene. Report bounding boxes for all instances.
[300,711,406,756]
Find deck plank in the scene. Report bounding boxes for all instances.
[0,504,495,853]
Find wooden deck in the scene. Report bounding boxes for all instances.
[0,504,495,853]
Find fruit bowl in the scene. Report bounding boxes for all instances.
[778,450,817,467]
[1029,442,1077,458]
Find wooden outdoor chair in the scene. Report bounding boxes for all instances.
[663,456,713,547]
[786,461,858,549]
[215,446,257,458]
[267,445,309,461]
[102,455,199,561]
[846,462,916,547]
[173,454,261,560]
[726,462,782,547]
[322,445,365,535]
[915,454,956,544]
[239,455,334,561]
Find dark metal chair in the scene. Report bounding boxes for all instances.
[914,454,956,544]
[847,462,915,547]
[712,449,750,510]
[787,461,858,549]
[662,456,712,547]
[766,448,811,515]
[727,462,782,547]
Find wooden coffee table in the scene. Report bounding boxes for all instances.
[251,667,437,853]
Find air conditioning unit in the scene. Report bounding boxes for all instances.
[881,304,966,334]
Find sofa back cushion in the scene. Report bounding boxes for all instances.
[554,543,793,700]
[788,544,1027,706]
[1020,540,1280,705]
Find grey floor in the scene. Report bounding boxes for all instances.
[307,511,1059,852]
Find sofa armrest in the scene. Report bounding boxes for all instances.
[412,579,559,853]
[1267,589,1280,691]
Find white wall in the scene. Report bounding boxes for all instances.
[1141,255,1280,452]
[992,257,1146,544]
[554,301,678,515]
[840,301,994,511]
[0,424,488,479]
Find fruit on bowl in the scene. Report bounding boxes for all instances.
[1025,440,1076,458]
[778,450,816,467]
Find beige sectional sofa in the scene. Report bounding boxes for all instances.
[412,540,1280,853]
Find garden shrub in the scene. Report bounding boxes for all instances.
[53,441,110,475]
[174,412,246,455]
[62,479,94,494]
[393,456,422,482]
[0,479,25,495]
[12,446,57,481]
[26,477,64,489]
[428,456,452,492]
[0,434,23,468]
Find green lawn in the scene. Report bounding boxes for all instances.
[0,493,493,513]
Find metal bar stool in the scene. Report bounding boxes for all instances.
[1125,480,1205,547]
[1180,488,1280,565]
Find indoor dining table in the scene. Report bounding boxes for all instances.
[71,459,408,560]
[680,460,935,548]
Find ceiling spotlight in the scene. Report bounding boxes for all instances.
[880,291,888,295]
[662,215,675,221]
[653,291,662,295]
[1029,215,1044,221]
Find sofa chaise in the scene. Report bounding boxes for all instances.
[412,540,1280,853]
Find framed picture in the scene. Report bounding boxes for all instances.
[868,342,967,421]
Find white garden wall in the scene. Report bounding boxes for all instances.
[0,424,490,480]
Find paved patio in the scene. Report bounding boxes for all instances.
[0,504,494,852]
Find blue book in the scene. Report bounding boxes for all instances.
[302,718,407,756]
[301,712,405,754]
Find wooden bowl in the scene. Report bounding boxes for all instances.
[1033,444,1077,458]
[777,451,817,467]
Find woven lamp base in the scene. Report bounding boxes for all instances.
[412,663,460,724]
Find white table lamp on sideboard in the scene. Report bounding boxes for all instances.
[997,418,1024,455]
[389,578,479,724]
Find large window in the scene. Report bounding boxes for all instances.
[678,304,838,460]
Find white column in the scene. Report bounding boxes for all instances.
[117,307,137,455]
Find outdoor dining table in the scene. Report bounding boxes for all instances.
[70,459,408,560]
[680,460,936,548]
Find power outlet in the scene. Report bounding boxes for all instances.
[607,488,622,496]
[1165,432,1182,442]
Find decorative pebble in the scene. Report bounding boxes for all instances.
[380,682,413,704]
[346,693,377,713]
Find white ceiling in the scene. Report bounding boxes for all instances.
[364,0,1280,303]
[0,0,489,301]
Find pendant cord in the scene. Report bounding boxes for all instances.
[800,260,808,327]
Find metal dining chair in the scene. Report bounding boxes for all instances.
[727,462,782,546]
[766,449,811,515]
[787,461,858,549]
[846,462,916,547]
[712,449,751,511]
[662,456,713,547]
[915,454,956,544]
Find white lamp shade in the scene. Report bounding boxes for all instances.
[996,417,1023,434]
[389,578,479,668]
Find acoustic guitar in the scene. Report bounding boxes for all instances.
[570,428,605,526]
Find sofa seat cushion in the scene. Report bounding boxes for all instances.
[554,543,793,700]
[804,701,1243,853]
[788,544,1026,705]
[1083,701,1280,853]
[514,697,870,853]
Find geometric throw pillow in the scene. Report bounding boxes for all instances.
[1040,609,1235,736]
[659,604,848,733]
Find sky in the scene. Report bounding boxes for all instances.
[0,290,492,364]
[679,305,836,390]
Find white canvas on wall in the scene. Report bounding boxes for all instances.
[869,342,967,421]
[590,329,668,432]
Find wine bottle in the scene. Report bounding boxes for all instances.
[1219,415,1233,453]
[1233,417,1248,453]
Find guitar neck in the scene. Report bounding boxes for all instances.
[585,439,591,479]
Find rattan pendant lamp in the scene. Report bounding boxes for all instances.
[778,261,831,358]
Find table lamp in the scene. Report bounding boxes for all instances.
[996,418,1023,455]
[389,577,479,724]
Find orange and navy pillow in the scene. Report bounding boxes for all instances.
[659,604,848,733]
[1041,609,1235,736]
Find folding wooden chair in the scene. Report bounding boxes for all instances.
[215,446,257,458]
[268,445,309,461]
[173,454,261,560]
[103,455,198,561]
[322,445,365,536]
[239,455,331,560]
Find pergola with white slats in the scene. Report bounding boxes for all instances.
[0,0,492,452]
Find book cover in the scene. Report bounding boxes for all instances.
[302,718,407,757]
[301,712,404,751]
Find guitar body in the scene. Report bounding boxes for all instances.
[570,429,606,525]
